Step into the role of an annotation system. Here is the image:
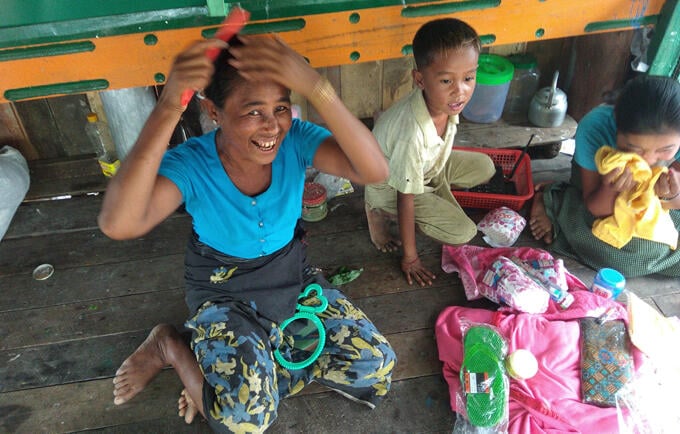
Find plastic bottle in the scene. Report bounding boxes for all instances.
[85,112,119,177]
[503,53,540,119]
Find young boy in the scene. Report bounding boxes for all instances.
[365,18,495,286]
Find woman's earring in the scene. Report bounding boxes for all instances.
[212,119,218,125]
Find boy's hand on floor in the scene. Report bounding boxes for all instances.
[401,256,436,287]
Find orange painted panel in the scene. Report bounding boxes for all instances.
[0,0,665,102]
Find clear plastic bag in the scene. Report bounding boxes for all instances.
[313,172,354,199]
[0,146,29,241]
[616,361,680,433]
[616,293,680,433]
[579,318,632,407]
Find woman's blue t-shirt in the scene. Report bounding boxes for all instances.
[159,118,330,259]
[573,105,618,172]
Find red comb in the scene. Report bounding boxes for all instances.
[180,7,250,106]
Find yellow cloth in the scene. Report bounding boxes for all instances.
[592,146,677,249]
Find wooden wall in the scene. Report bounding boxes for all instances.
[0,30,637,199]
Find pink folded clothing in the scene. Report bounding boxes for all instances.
[441,245,587,301]
[435,290,642,434]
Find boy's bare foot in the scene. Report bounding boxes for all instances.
[529,184,554,244]
[365,203,401,252]
[178,388,200,424]
[113,324,180,405]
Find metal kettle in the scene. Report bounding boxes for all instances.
[528,71,568,127]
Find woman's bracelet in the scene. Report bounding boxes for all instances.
[309,76,337,106]
[660,192,680,201]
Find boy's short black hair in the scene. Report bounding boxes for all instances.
[412,18,481,69]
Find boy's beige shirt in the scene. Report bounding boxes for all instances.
[372,88,458,195]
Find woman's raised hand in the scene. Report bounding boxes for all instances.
[602,167,636,194]
[655,166,680,201]
[158,39,228,111]
[227,35,319,98]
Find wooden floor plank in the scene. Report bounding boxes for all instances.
[0,217,192,277]
[0,254,184,313]
[2,373,454,434]
[4,169,680,434]
[1,286,452,392]
[82,374,456,434]
[6,194,186,240]
[271,375,455,434]
[307,230,442,270]
[1,289,188,351]
[24,156,109,201]
[652,292,680,317]
[1,246,461,348]
[1,330,155,393]
[6,195,103,239]
[1,329,445,433]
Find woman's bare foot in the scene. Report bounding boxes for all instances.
[178,388,200,424]
[365,203,401,252]
[529,184,554,244]
[113,324,181,405]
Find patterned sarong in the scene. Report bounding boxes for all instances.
[183,229,396,433]
[542,180,680,277]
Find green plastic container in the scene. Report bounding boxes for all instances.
[462,54,515,123]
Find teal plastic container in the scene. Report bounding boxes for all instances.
[590,268,626,299]
[462,54,515,123]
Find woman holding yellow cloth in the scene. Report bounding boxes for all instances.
[530,75,680,277]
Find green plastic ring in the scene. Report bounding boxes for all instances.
[297,283,328,313]
[273,311,326,370]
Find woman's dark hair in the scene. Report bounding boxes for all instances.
[615,75,680,135]
[203,37,246,109]
[412,18,481,70]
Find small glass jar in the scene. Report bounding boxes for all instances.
[302,182,328,222]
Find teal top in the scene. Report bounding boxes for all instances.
[574,105,680,172]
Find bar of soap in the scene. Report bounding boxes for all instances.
[505,349,538,380]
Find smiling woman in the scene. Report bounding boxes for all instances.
[97,32,395,433]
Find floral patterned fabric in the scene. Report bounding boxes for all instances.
[477,206,526,247]
[579,318,633,407]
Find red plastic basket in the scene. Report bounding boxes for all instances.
[452,147,534,211]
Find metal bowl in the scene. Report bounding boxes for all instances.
[32,263,54,280]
